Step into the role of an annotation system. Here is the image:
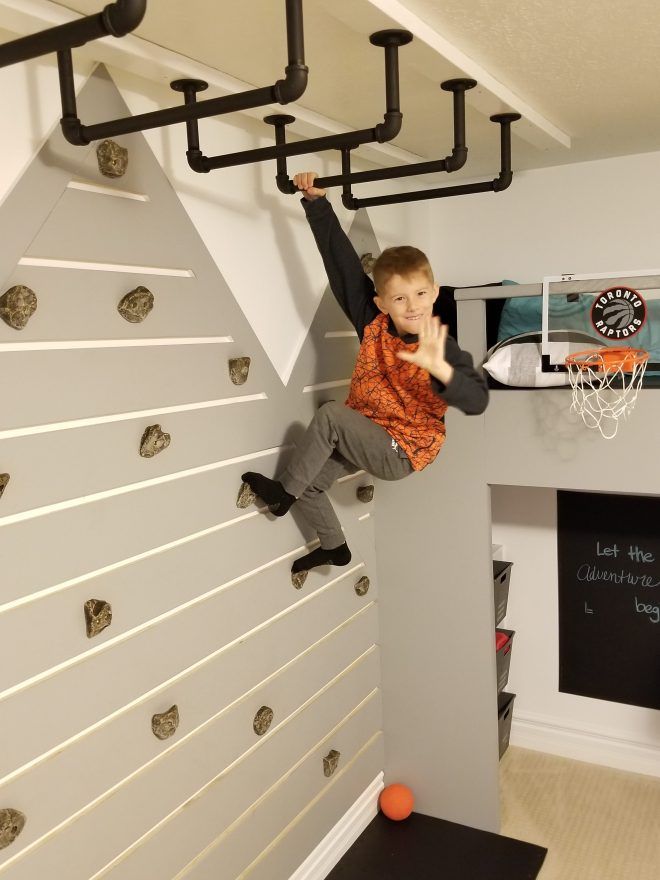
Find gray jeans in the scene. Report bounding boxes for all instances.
[279,401,413,549]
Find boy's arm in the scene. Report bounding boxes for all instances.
[430,335,489,415]
[301,196,379,339]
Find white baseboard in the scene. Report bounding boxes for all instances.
[289,773,384,880]
[510,712,660,778]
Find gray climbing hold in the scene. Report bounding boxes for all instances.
[253,706,274,736]
[357,485,374,503]
[323,749,341,777]
[236,482,257,509]
[97,139,128,178]
[152,705,180,740]
[354,576,370,597]
[228,357,251,386]
[291,570,308,590]
[0,809,26,850]
[84,599,113,638]
[118,286,154,323]
[140,424,171,458]
[0,285,37,330]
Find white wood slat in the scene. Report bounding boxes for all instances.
[101,693,382,880]
[0,512,324,693]
[178,730,384,880]
[0,345,268,430]
[0,563,371,783]
[0,453,286,607]
[241,755,382,880]
[0,395,279,519]
[0,268,225,343]
[0,603,376,867]
[0,643,380,879]
[24,187,200,269]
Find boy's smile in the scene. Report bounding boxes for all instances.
[374,271,440,337]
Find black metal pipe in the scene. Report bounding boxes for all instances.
[79,84,283,145]
[271,77,476,194]
[185,28,411,175]
[319,158,451,189]
[344,179,495,210]
[197,126,383,173]
[491,113,518,190]
[0,1,146,69]
[275,0,306,102]
[342,111,521,210]
[442,78,474,172]
[57,0,307,145]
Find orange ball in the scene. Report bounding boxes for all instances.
[379,783,414,820]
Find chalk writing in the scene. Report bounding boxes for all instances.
[635,598,659,624]
[577,564,660,588]
[558,490,660,710]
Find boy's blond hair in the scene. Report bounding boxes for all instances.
[372,246,434,292]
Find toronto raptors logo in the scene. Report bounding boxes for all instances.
[590,286,647,340]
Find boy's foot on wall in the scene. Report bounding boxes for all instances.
[241,472,296,517]
[292,543,352,573]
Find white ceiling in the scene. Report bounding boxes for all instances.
[20,1,660,177]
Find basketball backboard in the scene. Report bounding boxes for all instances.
[540,271,660,382]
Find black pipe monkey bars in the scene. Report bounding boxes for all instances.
[0,0,146,69]
[0,0,523,209]
[173,29,412,174]
[266,73,521,210]
[338,111,522,210]
[57,0,308,145]
[0,1,307,147]
[268,77,477,195]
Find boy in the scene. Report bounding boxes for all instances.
[242,172,488,575]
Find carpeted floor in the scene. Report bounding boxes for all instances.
[500,747,660,880]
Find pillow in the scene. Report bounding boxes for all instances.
[483,330,603,387]
[496,293,593,343]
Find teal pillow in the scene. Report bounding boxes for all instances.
[497,292,592,343]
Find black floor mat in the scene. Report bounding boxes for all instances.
[326,812,547,880]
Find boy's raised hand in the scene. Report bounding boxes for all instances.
[397,315,455,387]
[293,171,326,201]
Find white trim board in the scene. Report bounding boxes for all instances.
[510,712,660,778]
[289,773,383,880]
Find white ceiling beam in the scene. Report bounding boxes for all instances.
[364,0,571,151]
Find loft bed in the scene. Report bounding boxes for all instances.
[449,274,660,390]
[448,277,659,494]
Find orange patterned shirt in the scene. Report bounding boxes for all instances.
[346,313,447,470]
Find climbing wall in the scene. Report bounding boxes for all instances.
[0,68,382,879]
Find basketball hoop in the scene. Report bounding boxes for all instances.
[565,347,648,439]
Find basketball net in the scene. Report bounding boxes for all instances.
[565,347,648,439]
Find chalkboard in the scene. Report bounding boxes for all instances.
[558,490,660,710]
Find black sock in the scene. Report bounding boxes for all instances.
[241,472,296,517]
[292,542,352,573]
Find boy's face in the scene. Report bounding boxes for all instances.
[374,271,439,337]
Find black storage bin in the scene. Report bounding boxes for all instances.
[493,560,513,625]
[495,628,515,693]
[497,691,516,759]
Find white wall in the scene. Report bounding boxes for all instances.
[425,152,660,775]
[427,150,660,289]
